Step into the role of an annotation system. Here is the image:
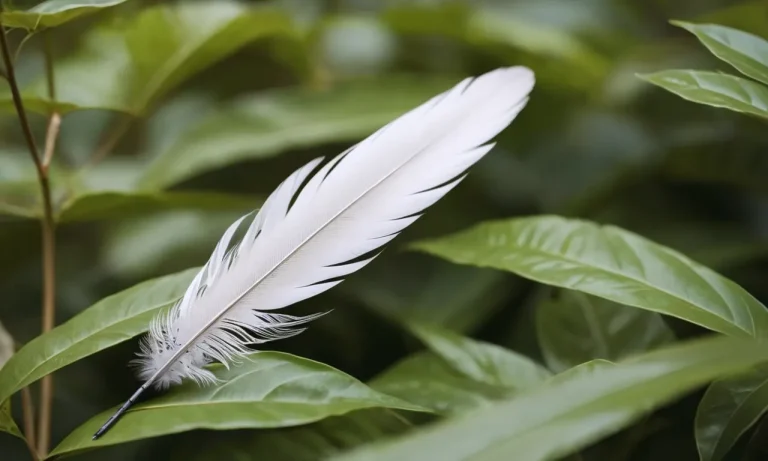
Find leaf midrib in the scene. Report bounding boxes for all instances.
[429,239,752,336]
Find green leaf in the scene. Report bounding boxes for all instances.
[332,335,768,461]
[139,75,461,189]
[370,351,508,416]
[1,0,127,30]
[342,255,508,333]
[103,209,246,279]
[55,190,257,223]
[409,324,551,389]
[673,21,768,85]
[0,268,198,409]
[536,291,675,372]
[411,215,768,338]
[0,1,294,115]
[183,409,414,461]
[371,327,550,416]
[0,400,21,439]
[695,365,768,461]
[50,352,425,457]
[638,70,768,119]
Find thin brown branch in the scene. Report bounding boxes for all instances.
[37,30,60,458]
[0,23,42,169]
[0,19,59,457]
[36,212,56,455]
[20,387,39,460]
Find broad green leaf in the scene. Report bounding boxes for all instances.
[1,0,127,30]
[411,216,768,338]
[695,365,768,461]
[536,291,675,372]
[333,335,768,461]
[409,324,551,388]
[370,351,508,416]
[56,190,256,223]
[0,321,21,438]
[139,76,459,189]
[673,21,768,85]
[50,352,425,456]
[0,1,294,115]
[184,409,414,461]
[0,268,198,408]
[638,70,768,119]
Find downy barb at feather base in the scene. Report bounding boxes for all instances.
[92,66,536,439]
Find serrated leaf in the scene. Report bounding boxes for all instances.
[673,21,768,85]
[183,409,414,461]
[411,215,768,338]
[332,335,768,461]
[0,1,294,115]
[409,324,551,388]
[536,291,675,372]
[1,0,127,30]
[639,70,768,119]
[138,76,460,189]
[50,352,425,457]
[695,365,768,461]
[55,190,257,223]
[0,268,198,410]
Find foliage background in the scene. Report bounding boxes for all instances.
[3,0,768,460]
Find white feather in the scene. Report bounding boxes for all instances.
[134,66,535,388]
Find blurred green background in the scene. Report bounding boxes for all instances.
[3,0,768,459]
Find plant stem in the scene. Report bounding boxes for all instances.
[0,23,59,456]
[37,30,60,458]
[21,387,39,460]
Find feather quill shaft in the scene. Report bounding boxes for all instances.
[93,66,535,439]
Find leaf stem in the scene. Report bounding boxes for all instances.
[0,21,59,456]
[20,387,39,461]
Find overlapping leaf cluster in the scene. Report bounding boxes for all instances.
[3,1,768,461]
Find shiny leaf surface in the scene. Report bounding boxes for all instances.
[51,352,424,456]
[639,70,768,119]
[674,21,768,85]
[412,216,768,338]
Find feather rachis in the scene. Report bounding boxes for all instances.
[135,66,535,390]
